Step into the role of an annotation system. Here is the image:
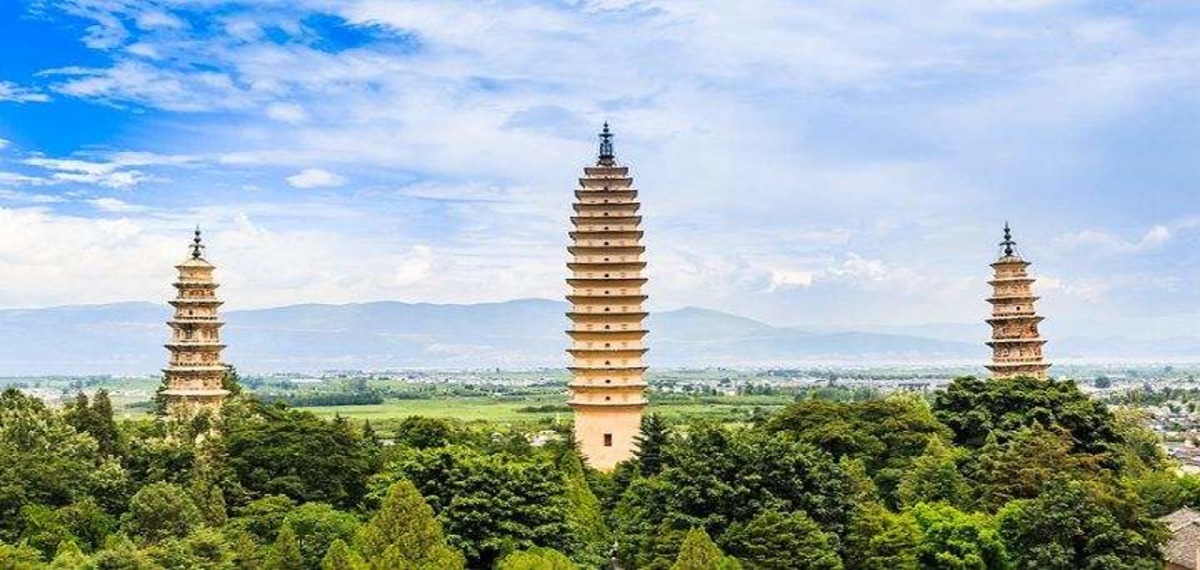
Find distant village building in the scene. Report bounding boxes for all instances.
[985,223,1050,379]
[162,229,230,419]
[1163,507,1200,569]
[566,124,649,471]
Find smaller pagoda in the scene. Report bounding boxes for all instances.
[985,223,1050,380]
[162,228,230,419]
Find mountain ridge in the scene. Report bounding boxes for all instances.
[0,299,1193,375]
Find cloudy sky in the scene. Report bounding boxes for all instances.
[0,0,1197,338]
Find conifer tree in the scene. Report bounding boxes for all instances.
[192,479,228,527]
[560,450,609,566]
[223,365,244,396]
[354,479,465,569]
[89,389,121,456]
[49,540,89,569]
[322,539,367,570]
[266,522,304,570]
[634,413,671,476]
[670,527,740,570]
[497,546,580,569]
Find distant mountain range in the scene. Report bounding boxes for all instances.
[0,299,1194,375]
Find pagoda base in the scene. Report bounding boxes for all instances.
[574,403,645,472]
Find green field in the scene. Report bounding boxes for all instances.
[304,393,795,425]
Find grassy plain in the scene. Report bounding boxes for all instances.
[304,393,794,425]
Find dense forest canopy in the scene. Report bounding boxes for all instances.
[0,376,1188,569]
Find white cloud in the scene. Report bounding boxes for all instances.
[0,139,9,150]
[0,81,50,103]
[286,168,346,189]
[266,102,308,124]
[1056,225,1172,255]
[767,269,816,291]
[23,157,150,189]
[89,197,149,213]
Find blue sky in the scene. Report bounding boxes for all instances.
[0,0,1197,340]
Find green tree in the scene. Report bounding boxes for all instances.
[0,388,101,540]
[933,376,1120,458]
[764,396,950,504]
[0,541,45,569]
[50,540,89,569]
[385,446,572,566]
[283,502,359,570]
[90,534,157,570]
[88,389,122,457]
[613,423,854,564]
[321,539,365,570]
[906,502,1007,570]
[722,510,841,570]
[124,482,202,543]
[978,421,1078,510]
[560,451,609,566]
[223,403,373,507]
[224,366,244,397]
[634,413,671,476]
[229,495,296,544]
[897,437,970,509]
[843,504,919,570]
[996,478,1166,569]
[497,547,581,570]
[191,479,228,528]
[266,523,304,570]
[394,417,456,449]
[669,527,740,570]
[354,480,464,570]
[147,527,232,569]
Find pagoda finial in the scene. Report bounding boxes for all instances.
[191,226,205,259]
[1000,222,1015,257]
[598,122,614,165]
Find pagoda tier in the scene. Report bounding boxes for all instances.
[985,224,1051,380]
[567,124,649,471]
[162,229,230,419]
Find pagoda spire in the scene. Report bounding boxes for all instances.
[598,122,615,166]
[985,223,1050,380]
[191,226,205,260]
[567,124,649,471]
[1000,221,1014,257]
[161,229,230,420]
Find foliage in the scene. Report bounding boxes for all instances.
[764,395,950,503]
[907,502,1007,570]
[393,416,459,449]
[382,446,572,567]
[668,527,740,570]
[722,510,840,570]
[634,413,671,476]
[996,478,1166,569]
[124,482,203,543]
[0,388,102,540]
[497,547,581,570]
[897,437,970,509]
[266,522,305,570]
[223,401,373,507]
[354,479,464,570]
[614,422,854,561]
[933,376,1120,457]
[843,503,919,570]
[321,538,366,570]
[283,502,360,570]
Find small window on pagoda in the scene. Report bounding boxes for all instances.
[604,434,613,447]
